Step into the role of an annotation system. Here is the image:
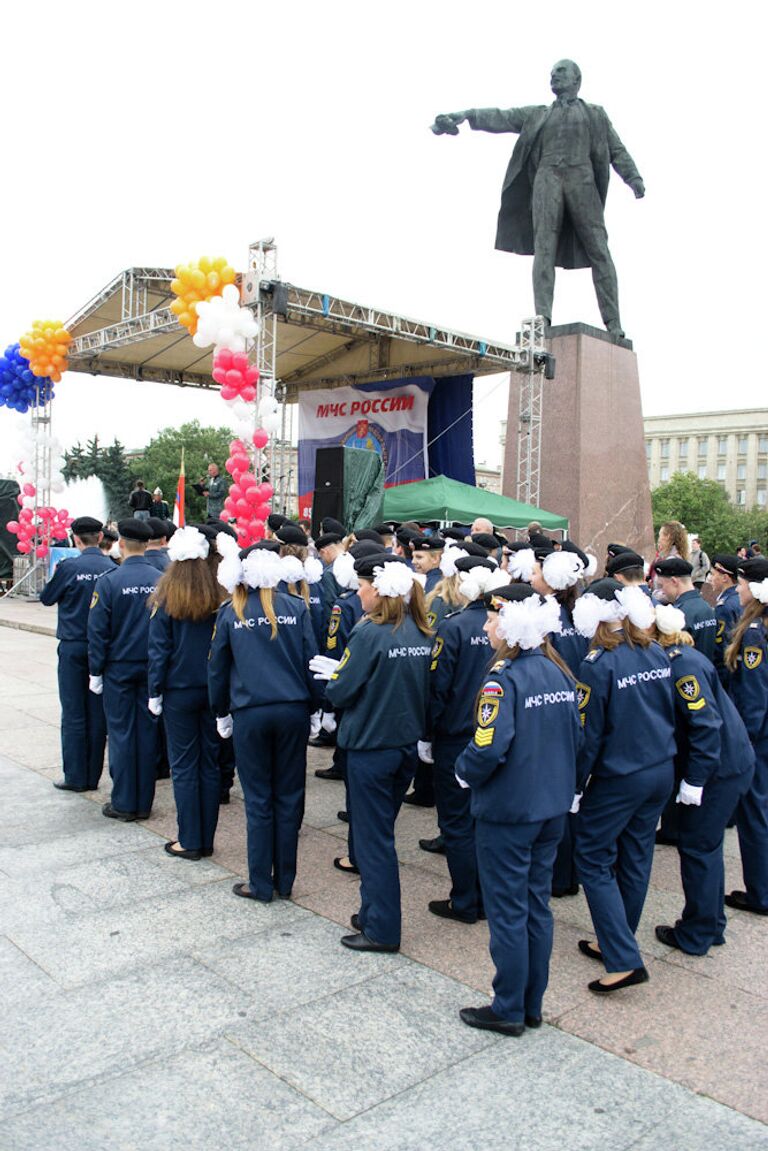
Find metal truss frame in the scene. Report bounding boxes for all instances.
[514,316,548,511]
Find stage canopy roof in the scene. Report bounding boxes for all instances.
[65,267,520,401]
[381,475,568,531]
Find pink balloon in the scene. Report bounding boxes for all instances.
[6,520,19,534]
[225,369,242,388]
[258,483,274,501]
[232,352,249,372]
[250,521,265,542]
[220,385,237,400]
[241,385,256,402]
[212,367,228,385]
[16,541,31,554]
[255,502,271,520]
[245,366,259,385]
[245,485,261,505]
[23,483,36,497]
[58,509,69,519]
[229,483,242,500]
[240,472,256,488]
[19,508,33,522]
[235,498,250,517]
[219,511,230,522]
[224,457,236,474]
[252,429,269,449]
[17,493,24,506]
[35,544,49,559]
[230,439,246,453]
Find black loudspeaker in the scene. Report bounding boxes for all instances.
[311,447,345,536]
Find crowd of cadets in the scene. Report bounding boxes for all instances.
[39,509,768,1037]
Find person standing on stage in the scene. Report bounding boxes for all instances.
[650,604,755,954]
[572,579,675,993]
[208,543,320,901]
[314,554,432,952]
[87,519,161,820]
[40,516,116,793]
[192,463,228,520]
[455,585,582,1036]
[722,557,768,916]
[128,480,153,521]
[147,526,225,860]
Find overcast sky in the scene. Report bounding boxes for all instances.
[0,1,763,480]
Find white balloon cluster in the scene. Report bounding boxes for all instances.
[15,425,67,495]
[258,393,281,435]
[193,284,259,353]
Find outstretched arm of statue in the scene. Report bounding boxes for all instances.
[431,107,529,135]
[431,111,471,135]
[606,117,645,197]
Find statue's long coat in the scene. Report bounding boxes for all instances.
[467,102,642,270]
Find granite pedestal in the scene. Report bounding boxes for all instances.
[503,323,655,558]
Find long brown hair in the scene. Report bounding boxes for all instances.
[231,585,278,639]
[653,627,694,649]
[364,579,433,637]
[591,619,651,651]
[725,599,767,671]
[659,521,690,561]
[426,574,464,611]
[152,557,224,622]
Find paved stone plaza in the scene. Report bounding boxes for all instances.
[0,597,766,1150]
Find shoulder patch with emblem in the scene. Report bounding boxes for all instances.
[676,674,706,710]
[744,646,763,670]
[430,635,444,671]
[327,605,341,649]
[715,621,725,644]
[330,647,351,679]
[89,591,99,609]
[426,610,437,629]
[576,682,590,710]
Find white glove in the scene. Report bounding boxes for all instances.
[454,771,470,790]
[417,741,434,764]
[309,655,340,681]
[89,675,103,695]
[148,696,163,716]
[569,792,583,815]
[310,711,322,738]
[321,711,337,733]
[676,780,703,806]
[216,714,234,739]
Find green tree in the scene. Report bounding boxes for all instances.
[61,443,87,482]
[138,421,233,522]
[651,472,768,554]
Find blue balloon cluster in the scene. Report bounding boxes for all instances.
[0,343,54,413]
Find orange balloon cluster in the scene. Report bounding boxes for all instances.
[170,257,237,335]
[19,320,71,383]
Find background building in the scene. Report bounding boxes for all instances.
[644,409,768,509]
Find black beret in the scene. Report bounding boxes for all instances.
[315,532,343,550]
[483,583,535,610]
[267,513,288,532]
[607,542,634,558]
[194,523,218,543]
[146,517,170,540]
[412,535,445,552]
[560,539,589,567]
[458,540,491,559]
[712,553,740,579]
[239,540,281,559]
[606,550,645,576]
[321,517,346,537]
[354,552,408,579]
[164,521,176,540]
[101,528,118,543]
[211,519,238,540]
[441,527,467,542]
[373,524,396,536]
[532,544,556,562]
[585,577,623,602]
[655,557,694,578]
[738,557,768,582]
[355,529,385,546]
[349,540,384,560]
[504,540,533,553]
[71,516,103,536]
[276,524,309,546]
[454,555,496,573]
[471,532,501,552]
[395,526,420,547]
[528,532,551,549]
[117,518,151,542]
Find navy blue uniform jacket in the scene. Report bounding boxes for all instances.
[714,586,741,681]
[676,589,717,661]
[428,601,492,740]
[87,556,160,673]
[729,613,768,751]
[39,547,116,640]
[667,643,754,786]
[148,607,216,697]
[576,638,675,789]
[550,602,589,676]
[144,549,171,572]
[208,590,320,716]
[325,615,431,750]
[325,589,363,657]
[455,649,582,823]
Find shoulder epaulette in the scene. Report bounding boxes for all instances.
[667,647,682,660]
[490,658,507,672]
[445,608,462,619]
[585,647,604,662]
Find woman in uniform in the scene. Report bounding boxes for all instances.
[572,579,675,992]
[313,553,433,952]
[147,526,225,859]
[722,556,768,915]
[208,540,321,901]
[455,584,582,1036]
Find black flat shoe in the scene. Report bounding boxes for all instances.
[588,968,649,994]
[459,1006,525,1037]
[418,835,446,854]
[134,811,151,820]
[350,913,361,930]
[552,884,580,898]
[654,831,678,846]
[102,803,137,822]
[340,931,399,953]
[333,856,359,874]
[402,793,435,808]
[201,848,214,857]
[428,899,478,924]
[315,767,343,781]
[232,882,271,903]
[337,810,349,823]
[219,793,230,805]
[53,780,88,792]
[525,1015,542,1029]
[164,841,201,861]
[577,939,603,962]
[655,924,682,949]
[724,890,768,916]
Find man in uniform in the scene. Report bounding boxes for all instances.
[87,519,161,820]
[40,516,116,792]
[655,558,718,660]
[144,518,172,571]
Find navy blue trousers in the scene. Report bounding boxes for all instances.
[346,745,416,947]
[552,813,579,892]
[675,769,753,953]
[433,736,482,917]
[575,761,673,972]
[58,640,106,789]
[233,701,310,901]
[163,687,220,853]
[103,662,160,815]
[476,816,564,1022]
[734,745,768,909]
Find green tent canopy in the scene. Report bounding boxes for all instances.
[381,475,568,531]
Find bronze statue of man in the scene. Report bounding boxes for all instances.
[432,60,645,337]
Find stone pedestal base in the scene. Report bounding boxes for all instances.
[503,323,655,560]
